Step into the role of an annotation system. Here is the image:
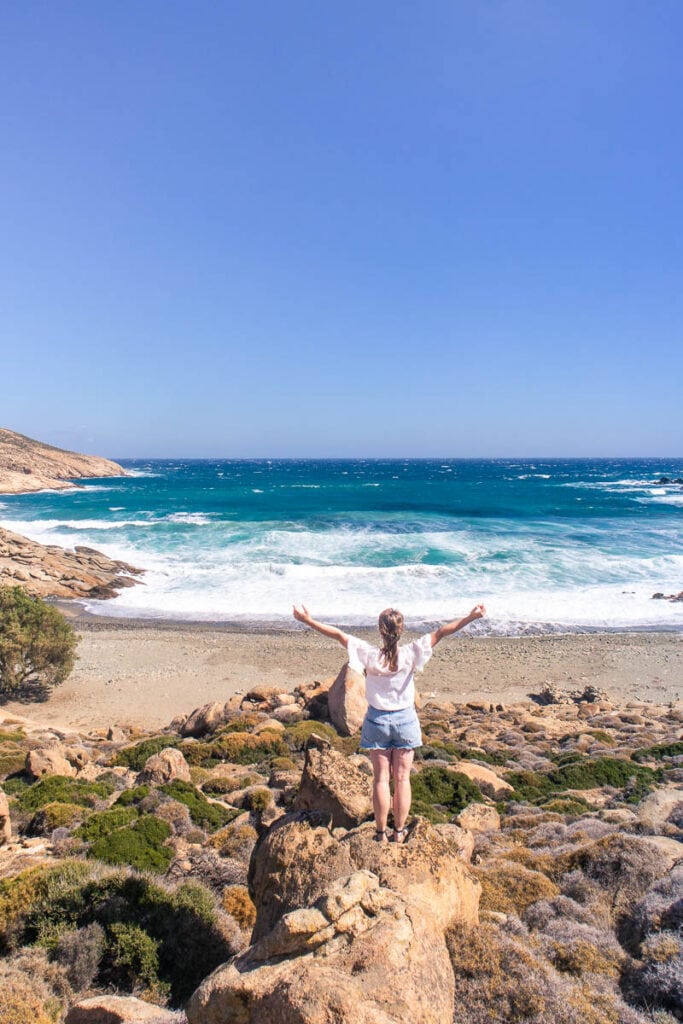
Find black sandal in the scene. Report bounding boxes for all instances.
[374,828,389,842]
[391,827,408,844]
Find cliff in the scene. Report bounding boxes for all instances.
[0,525,143,599]
[0,427,127,494]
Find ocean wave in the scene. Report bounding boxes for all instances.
[0,517,157,536]
[163,512,217,524]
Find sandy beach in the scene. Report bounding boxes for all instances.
[2,612,681,732]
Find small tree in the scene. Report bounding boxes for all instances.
[0,586,77,695]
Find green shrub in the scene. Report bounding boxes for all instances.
[75,806,139,842]
[632,741,683,763]
[15,776,115,813]
[108,922,167,997]
[284,721,339,751]
[506,757,659,804]
[29,801,89,834]
[0,751,28,777]
[115,785,151,807]
[0,586,77,695]
[0,864,235,1004]
[2,776,29,797]
[209,731,289,765]
[411,766,484,823]
[586,729,616,746]
[112,736,179,771]
[88,815,172,873]
[0,728,25,744]
[160,780,237,831]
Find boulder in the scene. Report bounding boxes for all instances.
[188,873,455,1024]
[453,761,513,801]
[456,802,501,833]
[181,700,231,737]
[249,814,480,941]
[189,816,480,1024]
[293,735,372,829]
[65,995,176,1023]
[107,726,128,742]
[138,747,192,785]
[635,787,683,833]
[0,786,11,845]
[327,663,367,736]
[26,743,76,779]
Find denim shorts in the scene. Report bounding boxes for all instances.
[360,705,423,750]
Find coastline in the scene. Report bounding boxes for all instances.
[2,609,681,732]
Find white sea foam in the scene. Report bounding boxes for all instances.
[163,512,216,524]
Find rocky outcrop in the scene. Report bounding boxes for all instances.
[189,811,481,1024]
[0,427,127,494]
[248,813,481,942]
[453,761,514,801]
[26,740,77,779]
[456,802,501,833]
[292,734,372,828]
[0,526,143,600]
[65,995,178,1023]
[327,663,367,736]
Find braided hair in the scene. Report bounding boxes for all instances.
[378,608,404,672]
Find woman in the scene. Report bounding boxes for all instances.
[292,602,486,843]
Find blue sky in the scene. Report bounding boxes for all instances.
[2,1,682,457]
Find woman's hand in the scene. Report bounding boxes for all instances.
[292,604,311,625]
[469,604,486,620]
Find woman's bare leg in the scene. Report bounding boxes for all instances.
[370,749,392,837]
[391,747,414,839]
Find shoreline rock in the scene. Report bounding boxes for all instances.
[0,526,143,600]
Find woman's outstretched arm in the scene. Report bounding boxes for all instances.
[292,605,349,647]
[431,604,486,647]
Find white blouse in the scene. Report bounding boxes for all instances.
[344,632,434,711]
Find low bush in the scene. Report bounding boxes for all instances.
[410,766,484,823]
[631,741,683,763]
[113,736,179,771]
[506,758,659,805]
[221,884,256,932]
[15,776,115,813]
[53,922,106,991]
[210,731,289,764]
[0,751,27,778]
[159,780,238,832]
[108,921,167,999]
[0,863,237,1004]
[28,802,89,835]
[207,823,258,861]
[0,975,54,1024]
[566,834,668,936]
[284,721,339,751]
[75,806,139,842]
[115,785,151,806]
[475,861,560,914]
[88,815,172,873]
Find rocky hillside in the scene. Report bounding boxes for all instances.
[0,428,126,494]
[0,667,681,1024]
[0,526,143,600]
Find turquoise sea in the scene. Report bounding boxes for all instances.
[0,458,682,633]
